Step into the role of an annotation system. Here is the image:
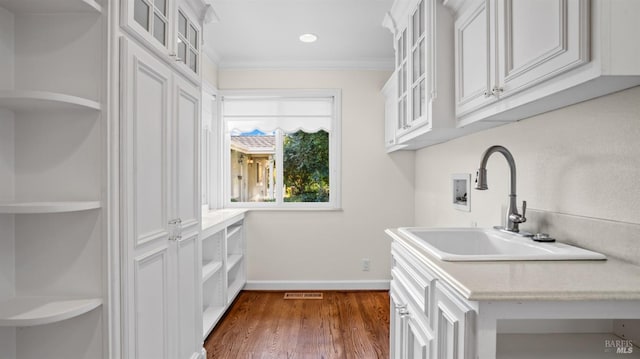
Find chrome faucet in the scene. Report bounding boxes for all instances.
[475,145,528,234]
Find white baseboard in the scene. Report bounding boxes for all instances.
[244,280,390,291]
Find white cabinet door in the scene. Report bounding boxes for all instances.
[455,0,590,120]
[454,0,495,117]
[496,0,589,97]
[176,232,201,359]
[174,75,202,359]
[391,281,433,359]
[122,37,202,359]
[383,73,398,149]
[389,288,406,359]
[121,37,174,359]
[174,75,200,233]
[435,286,475,359]
[122,0,202,79]
[396,28,410,137]
[407,316,431,359]
[407,0,428,131]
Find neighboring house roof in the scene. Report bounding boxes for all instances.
[231,135,276,154]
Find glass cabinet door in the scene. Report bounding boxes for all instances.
[410,0,426,127]
[396,29,408,133]
[177,9,200,74]
[133,0,168,47]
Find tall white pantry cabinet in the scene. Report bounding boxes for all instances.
[0,0,207,358]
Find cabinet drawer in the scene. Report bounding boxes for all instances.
[392,242,437,328]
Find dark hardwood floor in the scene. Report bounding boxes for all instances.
[204,291,390,359]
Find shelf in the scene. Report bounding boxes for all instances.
[202,305,225,339]
[227,279,244,304]
[226,225,242,239]
[497,333,640,359]
[226,254,243,272]
[0,0,103,14]
[0,201,101,214]
[0,296,102,327]
[0,90,101,112]
[202,261,223,282]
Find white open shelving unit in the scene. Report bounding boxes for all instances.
[0,0,106,358]
[0,297,102,327]
[225,222,245,303]
[0,201,101,214]
[0,90,101,112]
[200,209,247,339]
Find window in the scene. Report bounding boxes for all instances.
[222,90,341,209]
[201,86,219,210]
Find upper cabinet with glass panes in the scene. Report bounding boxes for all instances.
[177,9,199,74]
[382,0,456,152]
[123,0,202,77]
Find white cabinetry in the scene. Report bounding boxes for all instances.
[0,1,106,358]
[391,282,433,359]
[451,0,640,127]
[390,243,436,359]
[455,0,589,122]
[388,228,640,359]
[453,0,491,119]
[434,285,475,359]
[383,0,456,152]
[385,0,640,151]
[121,0,202,80]
[201,210,246,339]
[121,37,201,359]
[391,241,476,359]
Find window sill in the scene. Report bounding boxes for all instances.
[222,206,343,213]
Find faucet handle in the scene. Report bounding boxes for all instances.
[509,200,527,224]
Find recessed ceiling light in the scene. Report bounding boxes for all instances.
[299,33,318,43]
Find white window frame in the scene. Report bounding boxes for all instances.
[220,89,342,210]
[202,81,223,212]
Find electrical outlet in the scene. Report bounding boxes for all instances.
[362,258,370,272]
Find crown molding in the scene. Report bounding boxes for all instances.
[217,58,394,71]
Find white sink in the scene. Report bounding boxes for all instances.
[398,227,606,261]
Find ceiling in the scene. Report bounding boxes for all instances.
[203,0,395,70]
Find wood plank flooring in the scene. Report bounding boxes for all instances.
[204,291,390,359]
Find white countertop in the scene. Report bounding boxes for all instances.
[201,208,248,234]
[387,228,640,302]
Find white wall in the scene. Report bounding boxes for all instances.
[202,54,218,88]
[414,86,640,228]
[219,70,415,285]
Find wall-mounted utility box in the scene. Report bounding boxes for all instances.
[452,174,470,211]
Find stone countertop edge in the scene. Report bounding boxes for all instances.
[386,228,640,302]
